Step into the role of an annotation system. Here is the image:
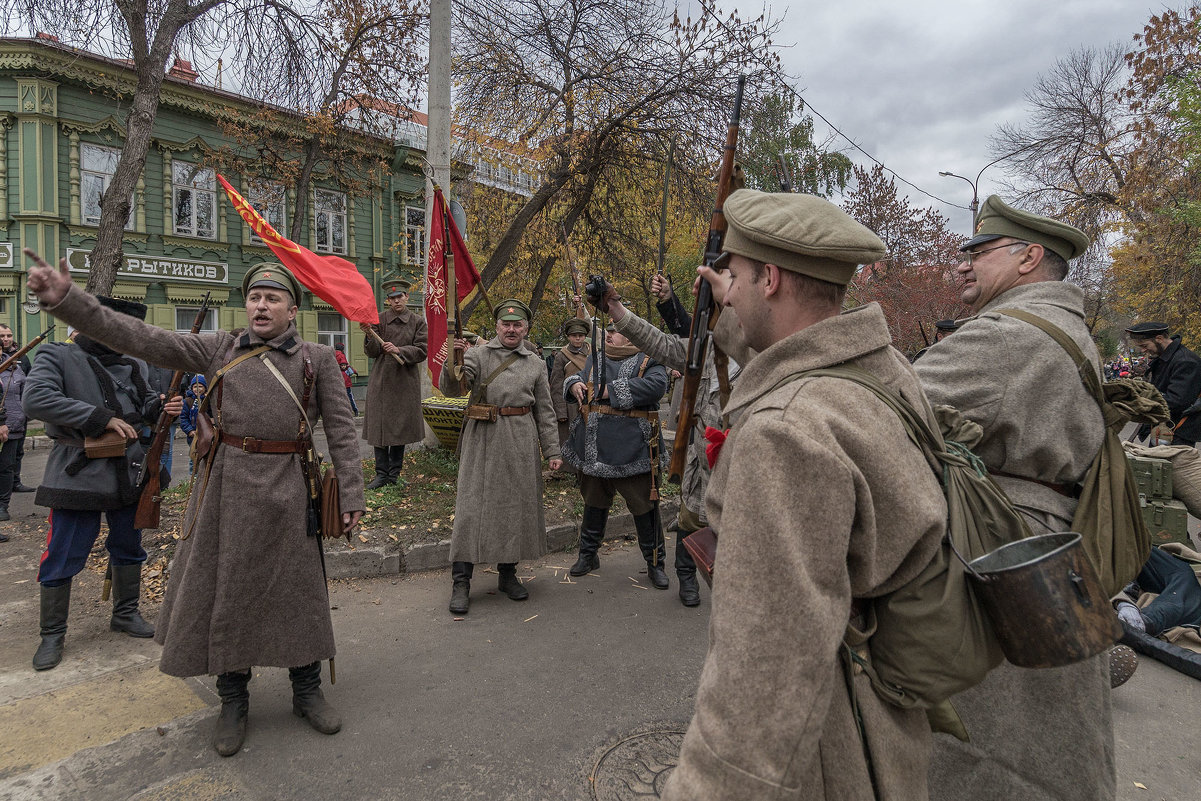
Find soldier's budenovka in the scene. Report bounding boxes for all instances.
[915,195,1114,801]
[36,263,365,758]
[662,190,946,800]
[363,278,427,488]
[438,299,559,613]
[562,341,668,586]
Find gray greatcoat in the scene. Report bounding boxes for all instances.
[363,306,427,447]
[44,287,366,677]
[24,340,160,510]
[662,304,947,801]
[439,338,559,563]
[915,281,1113,801]
[562,351,667,477]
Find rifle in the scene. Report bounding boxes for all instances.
[134,293,210,529]
[918,321,931,348]
[561,225,589,320]
[668,75,746,484]
[776,154,793,193]
[658,139,675,279]
[0,324,54,374]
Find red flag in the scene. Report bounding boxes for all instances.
[217,175,379,325]
[425,187,481,388]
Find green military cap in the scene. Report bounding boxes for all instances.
[1125,321,1169,338]
[242,262,302,304]
[494,298,531,322]
[717,189,887,286]
[563,318,590,336]
[382,278,412,298]
[964,195,1090,262]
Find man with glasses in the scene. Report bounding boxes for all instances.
[915,196,1113,801]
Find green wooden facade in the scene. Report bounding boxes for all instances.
[0,37,428,380]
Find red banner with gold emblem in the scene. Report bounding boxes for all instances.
[217,175,379,325]
[425,186,481,388]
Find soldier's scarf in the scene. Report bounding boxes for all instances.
[563,344,588,373]
[604,343,640,360]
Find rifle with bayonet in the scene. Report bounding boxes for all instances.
[562,225,590,322]
[668,75,746,484]
[134,293,210,529]
[0,324,54,375]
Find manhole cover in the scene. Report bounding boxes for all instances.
[590,730,685,800]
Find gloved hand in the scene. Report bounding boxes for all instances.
[1115,601,1146,633]
[585,277,620,312]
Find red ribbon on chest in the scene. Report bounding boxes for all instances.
[704,426,730,469]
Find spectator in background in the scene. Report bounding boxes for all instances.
[0,324,34,494]
[1126,322,1201,447]
[178,374,207,473]
[0,346,27,525]
[333,343,359,416]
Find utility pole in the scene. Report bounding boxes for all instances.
[426,0,452,244]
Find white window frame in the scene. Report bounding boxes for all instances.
[81,143,134,230]
[314,189,348,255]
[316,312,348,350]
[405,205,426,268]
[172,162,217,239]
[246,180,287,243]
[174,306,219,333]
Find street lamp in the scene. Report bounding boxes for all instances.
[940,146,1034,222]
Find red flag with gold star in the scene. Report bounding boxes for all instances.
[217,174,379,325]
[425,186,481,388]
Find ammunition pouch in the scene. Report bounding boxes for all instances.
[466,404,499,422]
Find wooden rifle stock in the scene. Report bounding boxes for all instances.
[668,75,745,484]
[0,324,54,375]
[562,225,589,321]
[135,293,210,529]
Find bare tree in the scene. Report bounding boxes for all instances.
[452,0,782,317]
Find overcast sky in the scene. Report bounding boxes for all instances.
[764,0,1164,232]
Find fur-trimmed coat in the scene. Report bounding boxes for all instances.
[42,286,365,677]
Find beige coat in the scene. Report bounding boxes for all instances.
[914,281,1114,801]
[439,339,559,563]
[363,307,427,446]
[46,287,365,677]
[662,303,946,801]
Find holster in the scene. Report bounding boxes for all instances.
[466,403,499,422]
[191,412,216,462]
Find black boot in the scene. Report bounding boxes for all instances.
[570,505,609,576]
[366,447,393,489]
[497,563,529,601]
[449,561,473,614]
[634,510,669,589]
[675,528,701,607]
[290,661,341,735]
[213,669,251,757]
[386,445,406,483]
[33,581,71,671]
[110,563,155,638]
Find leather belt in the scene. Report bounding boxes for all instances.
[991,470,1076,498]
[498,406,531,416]
[579,404,659,420]
[219,431,306,454]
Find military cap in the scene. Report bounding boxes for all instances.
[717,189,887,286]
[494,298,531,322]
[563,318,590,336]
[243,262,302,304]
[97,295,147,320]
[1125,321,1170,338]
[963,195,1090,262]
[382,278,412,298]
[463,330,480,343]
[934,319,959,333]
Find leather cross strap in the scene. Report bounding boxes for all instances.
[219,431,306,453]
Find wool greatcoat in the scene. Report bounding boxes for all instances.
[439,338,559,564]
[914,281,1113,801]
[43,286,366,677]
[363,306,427,447]
[661,304,946,801]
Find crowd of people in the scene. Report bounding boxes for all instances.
[7,185,1197,799]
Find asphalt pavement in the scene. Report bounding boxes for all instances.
[0,433,1198,800]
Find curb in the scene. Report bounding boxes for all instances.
[324,499,680,580]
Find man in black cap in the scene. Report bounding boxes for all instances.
[22,296,182,671]
[1125,322,1201,447]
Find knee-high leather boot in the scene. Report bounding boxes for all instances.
[110,563,155,637]
[634,509,669,589]
[367,447,392,489]
[497,563,529,600]
[290,661,341,735]
[213,669,251,756]
[449,561,473,614]
[33,581,71,671]
[675,527,701,607]
[570,505,609,576]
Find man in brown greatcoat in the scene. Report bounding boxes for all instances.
[549,316,590,475]
[660,190,946,800]
[362,278,427,488]
[25,251,365,760]
[914,196,1112,801]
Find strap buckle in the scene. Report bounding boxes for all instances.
[242,436,255,452]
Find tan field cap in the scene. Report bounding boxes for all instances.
[963,195,1090,262]
[719,189,887,286]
